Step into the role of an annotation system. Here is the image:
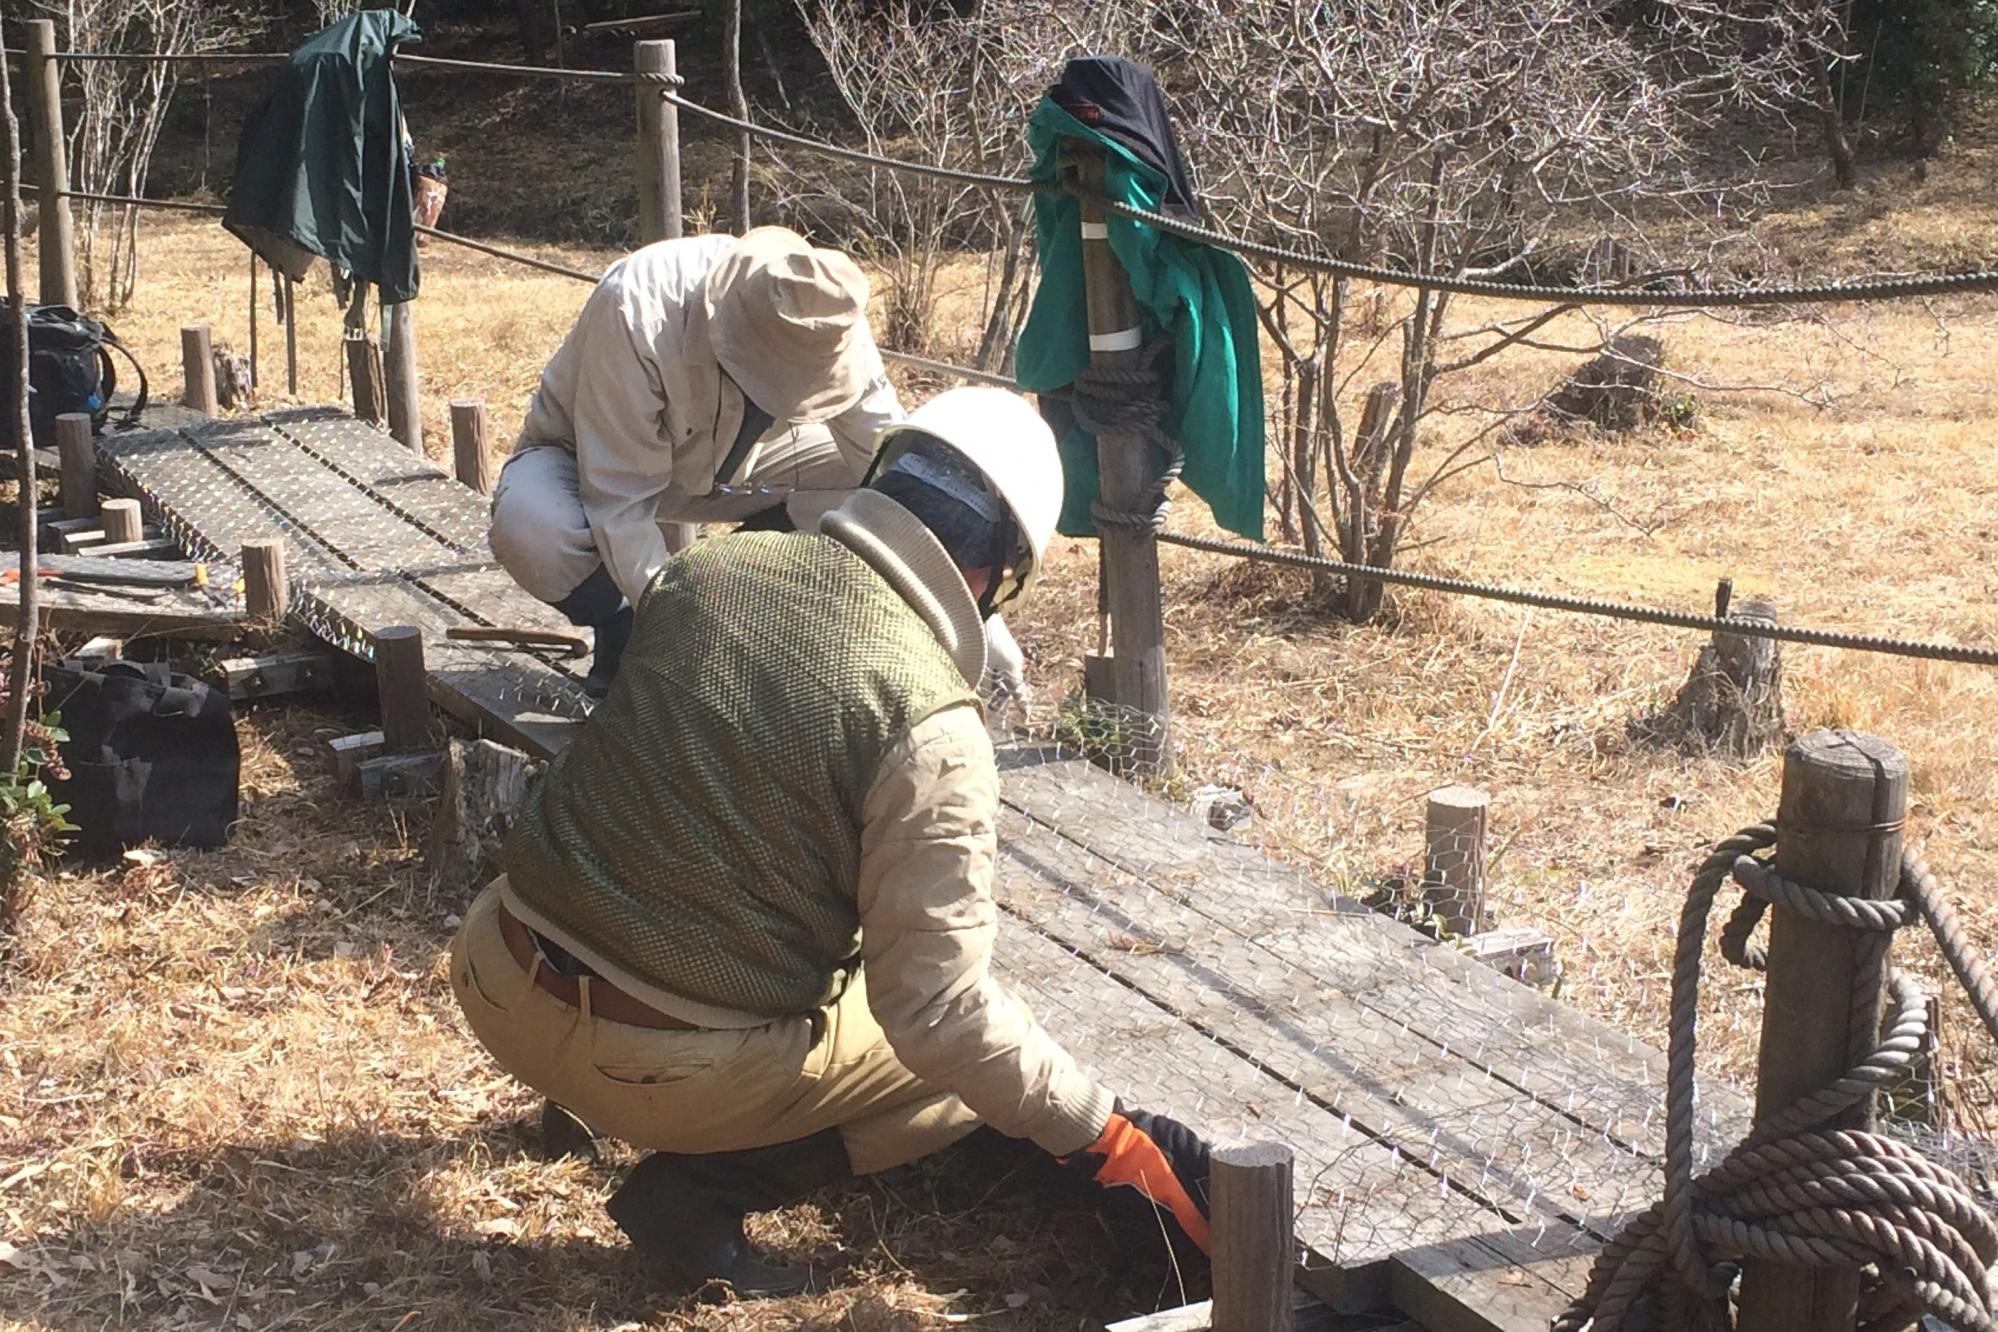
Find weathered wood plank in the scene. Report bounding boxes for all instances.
[0,575,243,639]
[29,554,200,586]
[996,912,1502,1313]
[995,753,1750,1162]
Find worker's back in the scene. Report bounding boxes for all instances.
[502,531,971,1017]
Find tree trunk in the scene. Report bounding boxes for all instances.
[1657,598,1787,757]
[1342,382,1400,623]
[726,0,752,234]
[429,739,533,894]
[1814,59,1859,189]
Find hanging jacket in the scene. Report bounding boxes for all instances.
[223,11,422,303]
[1014,58,1266,542]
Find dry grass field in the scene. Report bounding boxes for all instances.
[5,114,1998,1330]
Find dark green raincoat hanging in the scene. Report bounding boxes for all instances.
[224,11,423,304]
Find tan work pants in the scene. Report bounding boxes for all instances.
[449,881,981,1174]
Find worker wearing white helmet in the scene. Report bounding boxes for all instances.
[450,387,1214,1295]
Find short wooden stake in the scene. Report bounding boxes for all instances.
[180,324,218,414]
[240,538,287,624]
[56,412,97,520]
[383,300,423,453]
[1736,729,1907,1332]
[24,20,79,309]
[346,333,386,427]
[633,39,683,243]
[1423,785,1488,937]
[100,498,144,546]
[450,398,493,494]
[372,625,431,754]
[1211,1142,1294,1332]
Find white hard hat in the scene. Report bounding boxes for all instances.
[872,387,1063,611]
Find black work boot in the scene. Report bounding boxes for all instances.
[606,1129,852,1298]
[582,604,633,700]
[539,1099,598,1160]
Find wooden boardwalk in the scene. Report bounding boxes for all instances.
[90,407,1752,1332]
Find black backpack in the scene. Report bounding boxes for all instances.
[0,304,149,447]
[42,660,239,859]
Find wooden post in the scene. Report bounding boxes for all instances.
[56,413,97,520]
[382,301,423,453]
[99,498,143,545]
[1736,729,1907,1332]
[24,21,78,310]
[282,273,299,396]
[1211,1142,1294,1332]
[241,538,287,624]
[1423,785,1489,937]
[346,333,386,427]
[450,398,493,494]
[181,324,218,414]
[1071,147,1168,770]
[372,625,431,754]
[634,39,683,243]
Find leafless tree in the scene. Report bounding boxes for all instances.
[783,0,1040,369]
[47,0,248,309]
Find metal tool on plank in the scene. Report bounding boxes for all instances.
[446,625,591,659]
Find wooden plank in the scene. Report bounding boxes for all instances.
[83,538,183,560]
[31,554,200,587]
[996,753,1750,1161]
[0,575,243,639]
[1387,1226,1599,1332]
[0,447,62,483]
[993,814,1630,1247]
[264,408,494,553]
[1105,1290,1362,1332]
[995,913,1499,1313]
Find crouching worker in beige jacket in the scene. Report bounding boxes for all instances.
[450,387,1213,1296]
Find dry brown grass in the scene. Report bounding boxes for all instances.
[7,128,1998,1327]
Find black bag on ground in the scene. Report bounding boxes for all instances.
[0,303,149,447]
[43,660,239,858]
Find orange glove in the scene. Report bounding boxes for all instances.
[1062,1102,1212,1253]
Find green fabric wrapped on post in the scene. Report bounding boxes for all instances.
[1014,99,1266,541]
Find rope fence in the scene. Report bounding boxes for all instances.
[16,42,1998,305]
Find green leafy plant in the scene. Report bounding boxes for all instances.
[1,694,75,929]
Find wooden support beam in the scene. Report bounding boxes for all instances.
[326,730,385,794]
[633,39,683,242]
[1736,730,1907,1332]
[383,301,423,453]
[181,324,219,415]
[372,624,431,753]
[57,413,97,520]
[450,398,493,494]
[240,537,287,624]
[359,750,445,801]
[24,20,78,309]
[1072,146,1168,771]
[221,649,341,701]
[85,537,180,560]
[1423,786,1488,938]
[1212,1143,1295,1332]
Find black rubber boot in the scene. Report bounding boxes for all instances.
[539,1099,598,1160]
[606,1129,852,1298]
[582,603,633,700]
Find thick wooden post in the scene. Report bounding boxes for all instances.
[241,538,287,623]
[24,21,78,309]
[1071,147,1168,769]
[1211,1142,1293,1332]
[100,497,143,545]
[1423,785,1489,937]
[634,40,683,243]
[383,301,422,453]
[181,324,218,414]
[56,413,97,520]
[450,398,493,494]
[373,625,430,754]
[1736,729,1906,1332]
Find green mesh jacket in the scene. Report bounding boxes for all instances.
[503,532,973,1017]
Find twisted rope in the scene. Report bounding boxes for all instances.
[1555,835,1998,1332]
[1067,338,1183,535]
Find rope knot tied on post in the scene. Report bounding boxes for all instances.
[1555,827,1998,1332]
[1070,337,1182,535]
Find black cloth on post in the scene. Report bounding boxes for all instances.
[1047,55,1200,220]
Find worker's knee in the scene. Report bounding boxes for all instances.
[490,447,602,605]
